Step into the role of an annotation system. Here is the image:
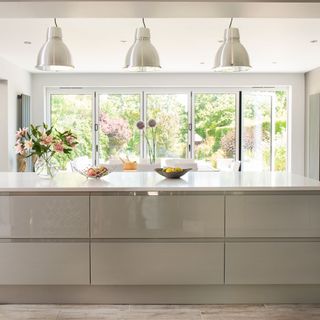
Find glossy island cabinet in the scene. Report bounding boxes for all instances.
[0,171,320,303]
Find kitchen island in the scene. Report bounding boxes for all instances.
[0,171,320,303]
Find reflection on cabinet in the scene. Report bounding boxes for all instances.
[91,195,224,238]
[91,242,224,285]
[226,195,320,237]
[0,242,90,285]
[0,195,89,238]
[308,93,320,180]
[225,242,320,284]
[0,191,319,292]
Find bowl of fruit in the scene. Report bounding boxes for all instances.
[74,165,109,179]
[155,167,192,179]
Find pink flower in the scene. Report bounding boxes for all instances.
[16,127,28,139]
[66,135,74,145]
[40,134,53,146]
[24,140,33,150]
[15,143,24,155]
[99,113,132,142]
[54,142,64,153]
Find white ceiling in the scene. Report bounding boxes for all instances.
[2,1,320,19]
[0,18,320,73]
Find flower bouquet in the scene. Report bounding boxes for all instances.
[15,124,78,178]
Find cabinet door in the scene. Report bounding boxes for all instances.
[91,195,224,238]
[225,242,320,284]
[0,242,89,285]
[226,195,320,237]
[0,195,89,238]
[91,242,224,285]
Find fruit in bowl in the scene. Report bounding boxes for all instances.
[73,164,109,179]
[86,165,108,178]
[163,167,183,173]
[155,167,191,179]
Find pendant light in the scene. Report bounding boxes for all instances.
[213,18,251,72]
[36,18,74,71]
[124,18,161,71]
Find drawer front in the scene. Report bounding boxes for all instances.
[91,242,224,285]
[0,196,89,238]
[226,195,320,237]
[91,195,224,238]
[225,242,320,284]
[0,242,89,285]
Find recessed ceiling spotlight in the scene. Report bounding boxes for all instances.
[272,61,277,64]
[24,41,32,45]
[218,40,224,43]
[200,62,205,65]
[120,40,127,43]
[310,40,318,43]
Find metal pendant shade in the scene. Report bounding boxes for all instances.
[36,20,74,71]
[124,30,137,68]
[214,31,226,70]
[214,21,251,72]
[125,20,161,72]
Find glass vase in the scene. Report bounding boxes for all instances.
[34,153,59,179]
[148,144,157,165]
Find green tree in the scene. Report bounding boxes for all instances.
[147,94,188,158]
[51,94,93,169]
[194,93,236,163]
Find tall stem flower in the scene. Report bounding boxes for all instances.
[136,119,157,164]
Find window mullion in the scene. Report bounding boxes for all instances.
[189,91,194,159]
[93,91,99,166]
[271,93,276,171]
[141,91,146,160]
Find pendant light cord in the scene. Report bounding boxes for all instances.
[54,18,58,27]
[142,18,146,28]
[229,17,233,28]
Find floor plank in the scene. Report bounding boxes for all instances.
[0,304,318,320]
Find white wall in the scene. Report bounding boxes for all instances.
[305,67,320,177]
[0,57,31,171]
[32,72,305,175]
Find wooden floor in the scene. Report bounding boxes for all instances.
[0,304,319,320]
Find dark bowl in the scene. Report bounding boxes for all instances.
[154,168,192,179]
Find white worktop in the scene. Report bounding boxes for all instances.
[0,171,320,192]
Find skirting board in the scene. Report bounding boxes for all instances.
[1,285,320,304]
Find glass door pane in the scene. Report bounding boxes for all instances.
[146,93,189,158]
[242,91,273,171]
[274,91,288,171]
[194,93,237,169]
[50,94,93,169]
[98,93,141,162]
